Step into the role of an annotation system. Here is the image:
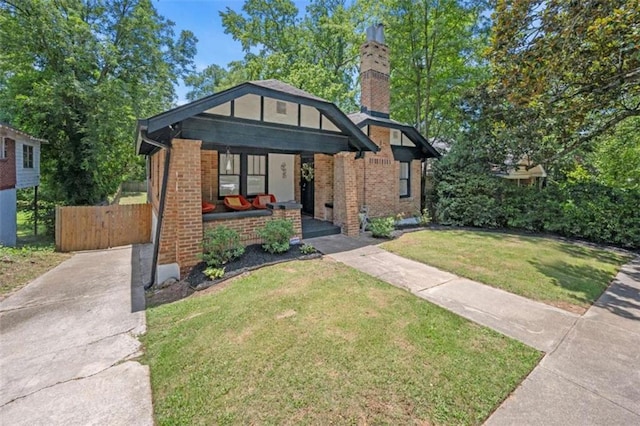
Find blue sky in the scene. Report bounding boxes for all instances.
[153,0,312,103]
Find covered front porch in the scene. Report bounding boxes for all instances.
[138,80,378,281]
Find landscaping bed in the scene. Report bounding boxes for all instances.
[145,243,319,307]
[185,243,320,290]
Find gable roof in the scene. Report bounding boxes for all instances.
[248,79,326,102]
[348,112,441,158]
[0,122,48,144]
[137,80,379,155]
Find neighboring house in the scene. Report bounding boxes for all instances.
[0,123,46,246]
[497,157,547,187]
[136,25,440,284]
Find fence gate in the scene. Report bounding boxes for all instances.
[55,204,151,252]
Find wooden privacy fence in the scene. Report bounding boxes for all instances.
[56,204,152,252]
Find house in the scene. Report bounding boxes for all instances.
[0,123,46,246]
[498,156,547,187]
[136,25,440,284]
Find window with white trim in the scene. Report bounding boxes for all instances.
[23,144,34,169]
[0,138,6,159]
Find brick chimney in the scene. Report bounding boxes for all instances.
[360,24,390,118]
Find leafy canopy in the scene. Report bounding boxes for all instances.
[187,0,363,111]
[484,0,640,168]
[0,0,196,204]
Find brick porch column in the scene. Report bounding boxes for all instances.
[158,138,203,276]
[333,152,359,236]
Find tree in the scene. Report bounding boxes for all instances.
[375,0,489,140]
[187,0,363,110]
[0,0,196,204]
[486,0,640,168]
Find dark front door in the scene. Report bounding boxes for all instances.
[300,155,314,216]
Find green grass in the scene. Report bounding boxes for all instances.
[1,211,69,299]
[118,192,147,205]
[382,229,630,312]
[17,210,47,238]
[142,259,540,425]
[0,242,70,299]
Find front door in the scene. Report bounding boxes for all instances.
[300,155,314,216]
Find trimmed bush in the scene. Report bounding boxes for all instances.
[299,243,317,254]
[258,219,295,254]
[202,226,245,267]
[369,216,395,238]
[203,267,225,280]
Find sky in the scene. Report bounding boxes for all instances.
[153,0,312,104]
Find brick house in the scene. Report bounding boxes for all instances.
[0,123,46,246]
[136,25,440,284]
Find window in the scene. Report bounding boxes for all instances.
[23,144,34,169]
[399,162,410,198]
[246,154,266,195]
[219,152,241,196]
[218,153,267,198]
[0,138,6,159]
[276,101,287,114]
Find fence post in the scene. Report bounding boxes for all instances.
[55,205,61,252]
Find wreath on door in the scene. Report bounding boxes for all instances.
[301,163,314,182]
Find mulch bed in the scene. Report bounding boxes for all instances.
[146,244,320,307]
[185,244,319,290]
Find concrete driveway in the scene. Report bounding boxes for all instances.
[0,245,153,425]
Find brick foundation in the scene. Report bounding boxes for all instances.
[203,208,302,247]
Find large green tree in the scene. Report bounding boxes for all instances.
[485,0,640,169]
[186,0,363,110]
[0,0,196,204]
[374,0,489,140]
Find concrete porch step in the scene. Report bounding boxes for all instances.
[301,217,341,239]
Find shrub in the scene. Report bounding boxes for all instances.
[415,208,432,226]
[369,216,395,238]
[299,243,316,255]
[202,226,245,267]
[258,219,295,254]
[203,267,225,280]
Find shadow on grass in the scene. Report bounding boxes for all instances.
[555,241,627,265]
[528,259,614,306]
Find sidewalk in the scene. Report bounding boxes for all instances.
[0,245,154,426]
[308,234,640,424]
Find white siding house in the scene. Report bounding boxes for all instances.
[0,123,46,247]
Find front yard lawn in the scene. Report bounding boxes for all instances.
[143,259,540,425]
[382,229,630,313]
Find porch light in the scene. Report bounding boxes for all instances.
[225,146,232,172]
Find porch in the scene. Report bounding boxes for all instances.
[139,80,378,282]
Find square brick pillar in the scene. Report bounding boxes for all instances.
[158,138,203,276]
[333,152,359,236]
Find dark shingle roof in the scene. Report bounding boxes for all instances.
[347,111,440,158]
[248,80,327,102]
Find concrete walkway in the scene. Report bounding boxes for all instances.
[308,234,640,424]
[0,245,153,426]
